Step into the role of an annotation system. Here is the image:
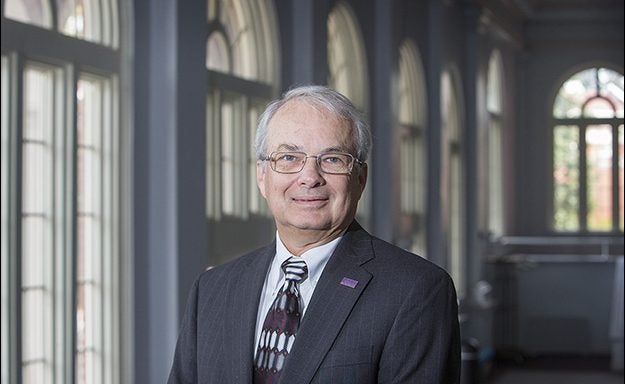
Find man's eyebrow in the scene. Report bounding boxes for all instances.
[275,143,301,151]
[273,144,351,153]
[321,146,349,153]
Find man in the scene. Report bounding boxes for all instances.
[168,85,460,383]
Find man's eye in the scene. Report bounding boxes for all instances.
[324,155,344,164]
[280,154,298,161]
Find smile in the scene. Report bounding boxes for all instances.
[292,196,329,205]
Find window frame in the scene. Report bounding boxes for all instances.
[396,39,428,256]
[484,50,505,237]
[327,1,371,227]
[550,67,624,234]
[1,3,127,383]
[441,68,465,298]
[205,0,279,221]
[205,71,274,220]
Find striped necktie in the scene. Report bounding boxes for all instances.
[254,257,308,383]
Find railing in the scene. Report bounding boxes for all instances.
[487,235,623,263]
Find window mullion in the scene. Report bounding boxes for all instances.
[48,0,59,32]
[58,64,77,384]
[239,96,248,218]
[579,125,588,231]
[612,123,620,231]
[7,52,25,384]
[102,76,120,384]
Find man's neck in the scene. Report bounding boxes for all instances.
[277,226,347,256]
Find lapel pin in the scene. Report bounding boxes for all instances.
[340,277,358,289]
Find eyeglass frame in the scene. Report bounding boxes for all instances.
[261,151,365,175]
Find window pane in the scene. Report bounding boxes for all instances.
[219,0,255,79]
[414,133,426,257]
[327,2,368,111]
[487,51,503,114]
[21,64,55,384]
[58,0,85,38]
[76,76,104,384]
[488,120,504,235]
[22,289,52,384]
[450,152,463,295]
[221,101,234,215]
[583,98,615,119]
[553,78,585,118]
[4,0,52,29]
[553,125,580,231]
[56,0,108,45]
[206,32,231,73]
[207,0,279,82]
[400,135,411,212]
[206,92,220,219]
[396,40,427,254]
[441,71,463,295]
[248,105,262,214]
[554,68,623,119]
[327,12,349,97]
[5,0,116,46]
[586,125,613,231]
[598,68,624,118]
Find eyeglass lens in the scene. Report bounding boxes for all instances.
[271,152,354,174]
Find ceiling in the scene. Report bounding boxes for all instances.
[511,0,624,21]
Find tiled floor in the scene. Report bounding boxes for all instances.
[483,355,624,384]
[487,369,623,384]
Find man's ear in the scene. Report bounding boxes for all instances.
[257,160,267,198]
[358,163,368,193]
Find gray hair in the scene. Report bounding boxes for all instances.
[254,85,372,162]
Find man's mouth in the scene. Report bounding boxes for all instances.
[292,196,329,204]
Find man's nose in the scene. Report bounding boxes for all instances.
[298,156,325,186]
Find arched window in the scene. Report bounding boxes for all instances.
[2,1,126,383]
[327,1,370,225]
[485,50,504,236]
[206,0,277,81]
[552,67,624,232]
[205,0,279,220]
[441,69,465,297]
[205,0,279,265]
[396,40,428,256]
[327,2,368,112]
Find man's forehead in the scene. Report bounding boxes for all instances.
[269,100,349,131]
[272,99,330,120]
[265,100,355,147]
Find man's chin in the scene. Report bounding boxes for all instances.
[283,219,332,232]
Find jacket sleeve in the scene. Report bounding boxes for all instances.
[168,278,200,384]
[377,273,461,384]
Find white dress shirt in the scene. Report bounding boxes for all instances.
[254,231,342,351]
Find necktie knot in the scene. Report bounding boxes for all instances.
[281,257,308,283]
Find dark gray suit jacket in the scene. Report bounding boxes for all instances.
[168,222,461,383]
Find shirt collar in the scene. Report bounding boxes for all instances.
[274,231,343,285]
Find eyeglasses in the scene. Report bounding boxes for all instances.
[262,151,364,175]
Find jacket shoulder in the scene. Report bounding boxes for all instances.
[367,235,454,285]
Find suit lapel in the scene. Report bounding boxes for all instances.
[225,242,275,382]
[280,224,374,384]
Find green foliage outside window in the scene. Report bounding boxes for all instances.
[554,126,579,230]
